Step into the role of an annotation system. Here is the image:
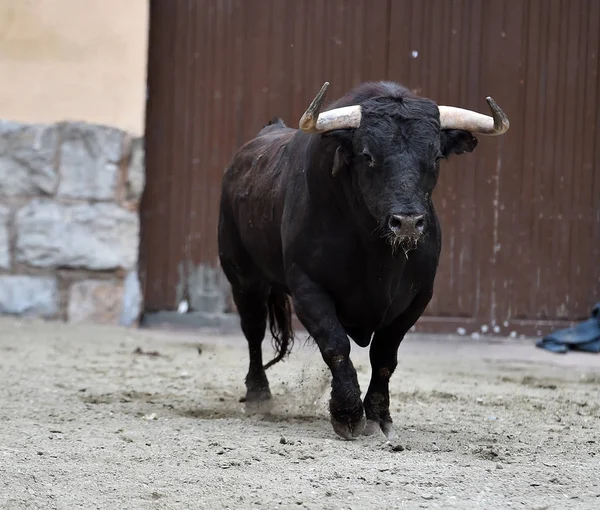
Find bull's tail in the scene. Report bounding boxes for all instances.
[263,289,294,370]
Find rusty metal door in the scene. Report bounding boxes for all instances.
[140,0,600,336]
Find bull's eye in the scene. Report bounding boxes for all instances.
[361,148,375,168]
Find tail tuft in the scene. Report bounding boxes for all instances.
[263,290,294,370]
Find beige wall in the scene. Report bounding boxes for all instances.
[0,0,148,135]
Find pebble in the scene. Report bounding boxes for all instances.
[496,462,503,469]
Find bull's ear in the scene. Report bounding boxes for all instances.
[332,145,350,177]
[440,129,478,158]
[323,129,353,176]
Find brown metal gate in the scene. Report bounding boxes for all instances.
[140,0,600,336]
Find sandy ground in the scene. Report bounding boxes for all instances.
[0,317,599,510]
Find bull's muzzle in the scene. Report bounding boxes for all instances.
[388,214,426,240]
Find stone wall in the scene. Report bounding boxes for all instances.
[0,119,144,326]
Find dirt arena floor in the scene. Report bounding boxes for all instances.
[0,317,599,509]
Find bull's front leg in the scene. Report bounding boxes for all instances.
[288,267,365,440]
[363,292,432,440]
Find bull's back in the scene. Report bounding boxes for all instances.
[220,128,297,285]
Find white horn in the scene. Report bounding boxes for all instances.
[438,97,509,136]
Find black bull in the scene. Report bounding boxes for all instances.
[218,81,509,440]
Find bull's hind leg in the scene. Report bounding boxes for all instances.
[219,206,273,411]
[231,283,273,410]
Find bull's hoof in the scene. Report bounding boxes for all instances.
[245,398,273,415]
[329,392,365,440]
[242,389,273,415]
[381,421,396,440]
[363,419,396,440]
[331,413,366,440]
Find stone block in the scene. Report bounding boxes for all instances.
[67,279,124,325]
[126,138,145,201]
[57,122,124,200]
[0,275,58,317]
[0,205,10,269]
[120,269,142,326]
[0,120,59,196]
[178,262,228,314]
[16,199,139,270]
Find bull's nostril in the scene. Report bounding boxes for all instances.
[388,215,403,231]
[415,217,425,232]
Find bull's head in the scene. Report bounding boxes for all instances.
[298,82,509,254]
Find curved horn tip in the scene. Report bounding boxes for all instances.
[312,81,330,101]
[299,81,332,132]
[310,82,330,103]
[312,81,330,106]
[485,96,510,131]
